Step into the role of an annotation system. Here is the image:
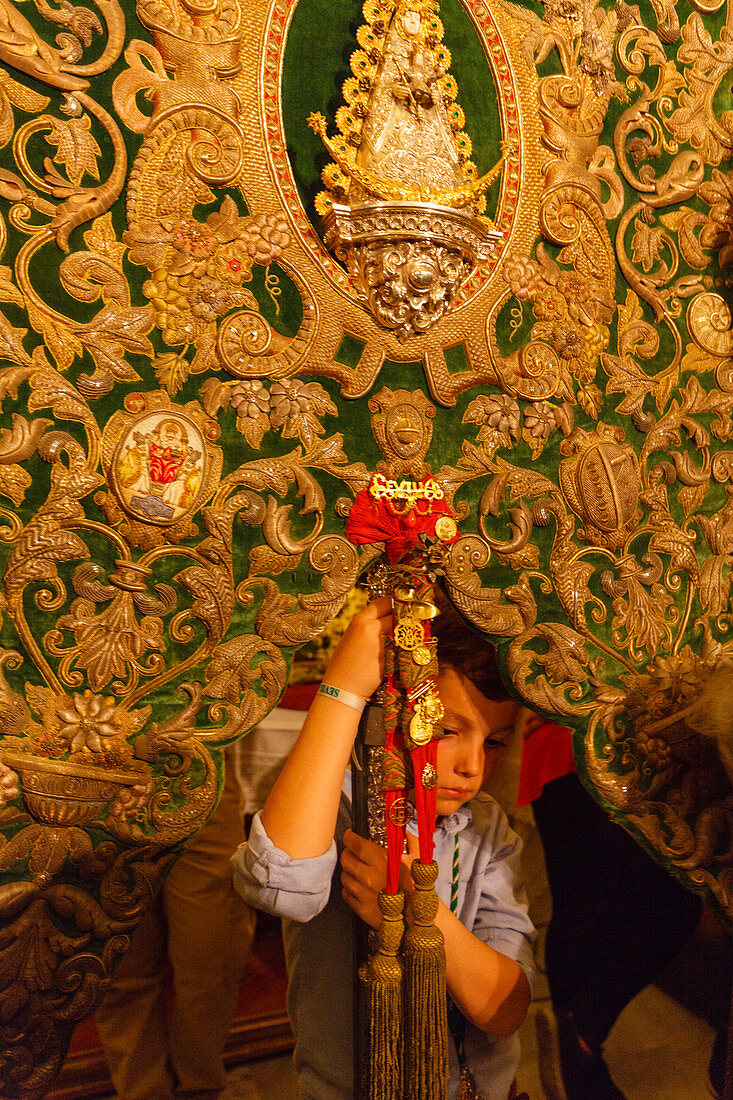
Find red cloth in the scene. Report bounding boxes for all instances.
[517,721,576,806]
[280,682,319,710]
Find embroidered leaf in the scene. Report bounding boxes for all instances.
[661,207,707,270]
[496,542,540,570]
[616,291,659,360]
[0,97,12,151]
[491,457,557,500]
[236,412,269,450]
[153,352,190,396]
[294,466,326,514]
[190,329,218,376]
[200,378,232,419]
[0,415,51,464]
[576,383,603,419]
[653,368,678,415]
[603,353,654,416]
[555,558,596,633]
[0,265,23,308]
[28,368,94,425]
[533,623,590,684]
[79,304,154,381]
[649,526,700,581]
[611,579,674,654]
[204,635,285,703]
[44,116,101,185]
[678,483,708,518]
[631,218,665,272]
[0,365,32,406]
[83,214,127,269]
[0,312,33,368]
[0,463,32,507]
[25,299,81,372]
[248,546,302,577]
[680,342,718,375]
[479,472,510,517]
[0,71,49,114]
[658,59,687,100]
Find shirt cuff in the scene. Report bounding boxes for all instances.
[231,811,337,922]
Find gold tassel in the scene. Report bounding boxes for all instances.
[362,888,405,1100]
[403,860,448,1100]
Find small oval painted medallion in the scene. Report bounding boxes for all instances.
[110,411,207,527]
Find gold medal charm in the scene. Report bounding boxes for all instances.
[421,763,437,790]
[434,516,458,541]
[424,692,444,723]
[394,616,423,651]
[408,689,445,747]
[409,707,433,746]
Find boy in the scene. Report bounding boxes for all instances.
[232,596,535,1099]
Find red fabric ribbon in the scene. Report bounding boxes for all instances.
[346,474,459,895]
[346,480,457,563]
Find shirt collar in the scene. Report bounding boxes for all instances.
[407,801,473,837]
[436,802,473,836]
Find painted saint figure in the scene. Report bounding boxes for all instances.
[118,417,202,522]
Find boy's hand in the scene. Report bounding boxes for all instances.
[322,597,392,703]
[341,828,417,928]
[341,829,387,928]
[340,829,391,928]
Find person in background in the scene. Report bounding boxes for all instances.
[518,718,718,1100]
[96,752,256,1100]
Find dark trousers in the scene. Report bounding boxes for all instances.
[532,773,703,1051]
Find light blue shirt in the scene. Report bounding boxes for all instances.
[232,776,535,1100]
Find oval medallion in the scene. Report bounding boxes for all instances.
[576,442,639,533]
[110,411,207,527]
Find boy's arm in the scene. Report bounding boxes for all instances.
[340,830,531,1038]
[435,898,531,1037]
[260,598,392,860]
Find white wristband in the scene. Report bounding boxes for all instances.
[317,683,367,714]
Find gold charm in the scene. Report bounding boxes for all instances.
[424,693,444,722]
[409,709,433,746]
[394,617,424,651]
[408,689,444,746]
[413,645,431,666]
[421,763,437,790]
[435,516,457,541]
[388,796,412,827]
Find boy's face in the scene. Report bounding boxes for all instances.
[434,668,517,816]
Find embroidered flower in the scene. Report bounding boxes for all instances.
[189,278,231,322]
[56,691,120,753]
[580,29,615,94]
[524,401,556,443]
[502,255,546,302]
[231,380,271,419]
[533,286,569,322]
[269,379,337,447]
[463,393,521,450]
[110,779,153,823]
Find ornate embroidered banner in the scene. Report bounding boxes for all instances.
[0,0,731,1094]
